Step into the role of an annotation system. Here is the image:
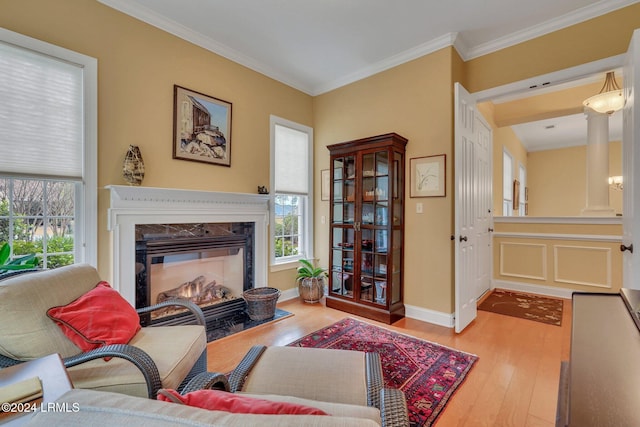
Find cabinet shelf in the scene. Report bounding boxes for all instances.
[327,133,407,324]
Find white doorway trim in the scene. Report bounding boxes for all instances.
[474,54,625,103]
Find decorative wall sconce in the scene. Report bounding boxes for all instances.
[608,175,623,190]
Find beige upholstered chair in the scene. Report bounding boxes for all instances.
[0,263,207,398]
[221,345,409,426]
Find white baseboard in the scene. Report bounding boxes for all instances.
[491,280,575,299]
[404,304,454,328]
[278,287,300,302]
[277,282,570,330]
[277,287,456,328]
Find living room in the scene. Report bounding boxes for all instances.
[3,0,639,319]
[2,1,640,426]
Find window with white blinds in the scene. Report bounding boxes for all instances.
[274,124,310,195]
[0,40,83,179]
[270,116,314,266]
[0,28,97,268]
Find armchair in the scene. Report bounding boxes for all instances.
[223,345,409,426]
[0,263,207,398]
[22,346,409,426]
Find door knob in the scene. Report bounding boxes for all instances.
[488,228,494,232]
[621,244,634,253]
[459,235,468,242]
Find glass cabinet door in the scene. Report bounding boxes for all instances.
[330,155,356,299]
[357,149,391,306]
[391,151,403,305]
[330,226,355,298]
[332,156,356,225]
[359,228,374,303]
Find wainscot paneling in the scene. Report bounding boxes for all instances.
[492,217,622,294]
[499,242,547,280]
[553,245,612,288]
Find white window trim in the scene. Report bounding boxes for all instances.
[0,28,97,267]
[519,163,527,216]
[503,148,513,216]
[269,115,313,268]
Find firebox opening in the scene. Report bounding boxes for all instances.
[149,247,244,321]
[135,222,255,329]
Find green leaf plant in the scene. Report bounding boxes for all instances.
[0,242,38,274]
[296,258,327,280]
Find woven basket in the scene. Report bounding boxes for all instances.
[243,287,281,321]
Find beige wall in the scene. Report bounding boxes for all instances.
[527,146,587,216]
[527,142,622,216]
[313,48,456,313]
[609,140,623,213]
[0,0,313,288]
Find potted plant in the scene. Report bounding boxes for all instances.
[296,258,327,303]
[0,242,38,279]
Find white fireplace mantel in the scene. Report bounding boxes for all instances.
[106,185,270,305]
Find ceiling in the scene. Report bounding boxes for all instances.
[99,0,635,151]
[98,0,639,96]
[512,110,623,152]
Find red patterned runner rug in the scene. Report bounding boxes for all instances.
[287,317,478,427]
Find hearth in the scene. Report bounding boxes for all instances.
[135,222,254,328]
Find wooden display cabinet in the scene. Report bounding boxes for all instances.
[327,133,407,324]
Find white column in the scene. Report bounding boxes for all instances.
[581,109,615,216]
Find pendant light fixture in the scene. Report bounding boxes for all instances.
[583,71,624,114]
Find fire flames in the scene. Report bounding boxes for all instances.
[152,275,236,320]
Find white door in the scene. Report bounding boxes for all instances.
[454,83,493,332]
[623,29,640,289]
[475,116,493,298]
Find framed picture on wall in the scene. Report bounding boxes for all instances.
[321,169,330,201]
[173,85,232,167]
[410,154,446,197]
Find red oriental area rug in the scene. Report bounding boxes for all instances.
[287,318,478,427]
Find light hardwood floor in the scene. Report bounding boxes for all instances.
[206,297,572,427]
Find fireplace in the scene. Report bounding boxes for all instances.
[135,222,254,327]
[107,185,270,335]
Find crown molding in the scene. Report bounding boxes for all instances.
[99,0,640,95]
[461,0,640,60]
[311,32,459,95]
[99,0,458,95]
[97,0,312,94]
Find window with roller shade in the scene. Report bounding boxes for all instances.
[270,116,313,266]
[0,28,97,268]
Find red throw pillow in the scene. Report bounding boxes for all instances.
[47,281,141,353]
[157,389,329,416]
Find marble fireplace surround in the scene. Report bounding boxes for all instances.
[107,185,270,306]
